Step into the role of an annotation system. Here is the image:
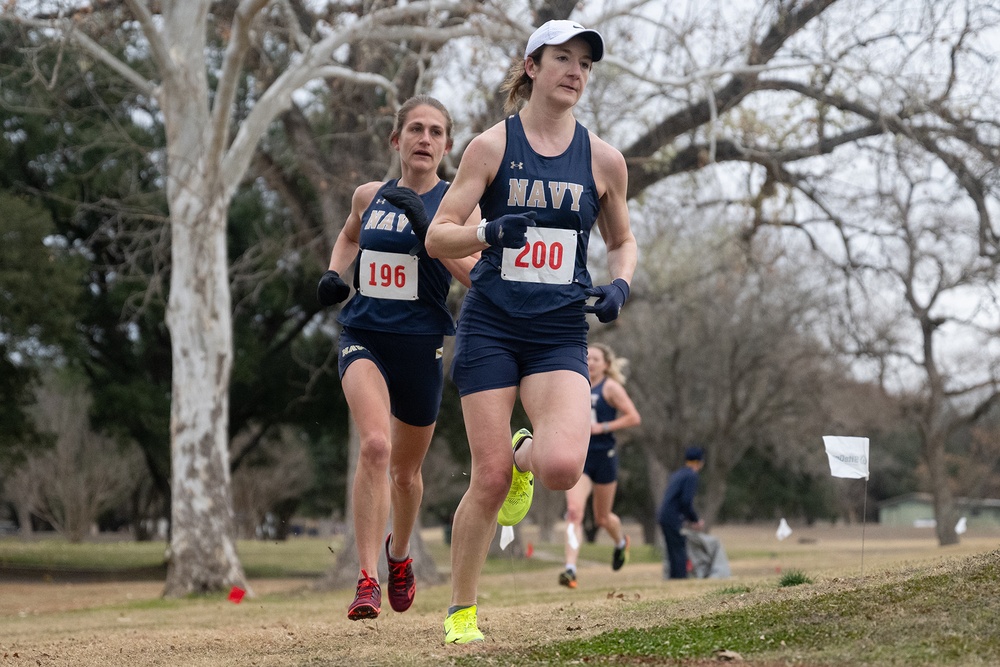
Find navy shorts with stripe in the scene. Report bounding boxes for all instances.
[337,326,444,427]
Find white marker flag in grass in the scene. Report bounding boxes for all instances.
[822,436,870,479]
[776,517,793,541]
[499,524,515,550]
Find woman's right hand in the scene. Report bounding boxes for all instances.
[317,270,350,306]
[482,211,537,248]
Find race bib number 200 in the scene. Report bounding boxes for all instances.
[358,250,419,300]
[500,227,577,284]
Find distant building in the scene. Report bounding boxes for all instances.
[878,492,1000,528]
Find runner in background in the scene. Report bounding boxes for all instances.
[559,342,641,589]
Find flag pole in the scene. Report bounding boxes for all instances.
[861,477,868,577]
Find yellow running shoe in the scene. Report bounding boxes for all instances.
[497,428,534,527]
[444,605,484,644]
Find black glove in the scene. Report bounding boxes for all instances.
[584,278,630,323]
[381,186,429,254]
[317,270,350,306]
[483,211,537,249]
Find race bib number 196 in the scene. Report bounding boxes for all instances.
[501,227,577,284]
[358,250,419,300]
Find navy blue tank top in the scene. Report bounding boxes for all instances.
[470,114,600,317]
[337,179,456,335]
[590,379,616,451]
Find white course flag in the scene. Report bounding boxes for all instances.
[499,524,515,550]
[776,517,793,541]
[822,436,870,479]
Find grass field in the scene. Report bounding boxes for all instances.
[2,522,999,666]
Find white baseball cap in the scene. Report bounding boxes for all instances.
[524,20,604,62]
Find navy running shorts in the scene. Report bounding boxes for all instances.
[582,447,618,484]
[450,290,589,396]
[338,326,445,427]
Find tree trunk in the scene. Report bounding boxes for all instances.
[15,502,33,537]
[701,457,728,530]
[641,443,670,527]
[156,11,249,594]
[162,187,248,596]
[926,431,959,546]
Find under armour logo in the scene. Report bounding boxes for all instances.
[376,198,386,205]
[510,161,524,170]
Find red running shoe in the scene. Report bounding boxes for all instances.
[347,569,381,620]
[385,533,415,612]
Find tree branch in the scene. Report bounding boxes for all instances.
[210,0,271,163]
[220,0,475,194]
[1,10,158,97]
[122,0,172,88]
[622,0,840,195]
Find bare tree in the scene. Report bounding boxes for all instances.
[25,381,144,542]
[605,206,838,530]
[2,465,37,537]
[601,0,999,258]
[230,426,314,539]
[834,145,1000,545]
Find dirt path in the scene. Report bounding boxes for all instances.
[2,524,997,666]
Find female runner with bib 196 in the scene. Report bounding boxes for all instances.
[423,20,638,644]
[315,95,478,623]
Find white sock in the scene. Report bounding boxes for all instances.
[616,538,627,549]
[565,564,576,574]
